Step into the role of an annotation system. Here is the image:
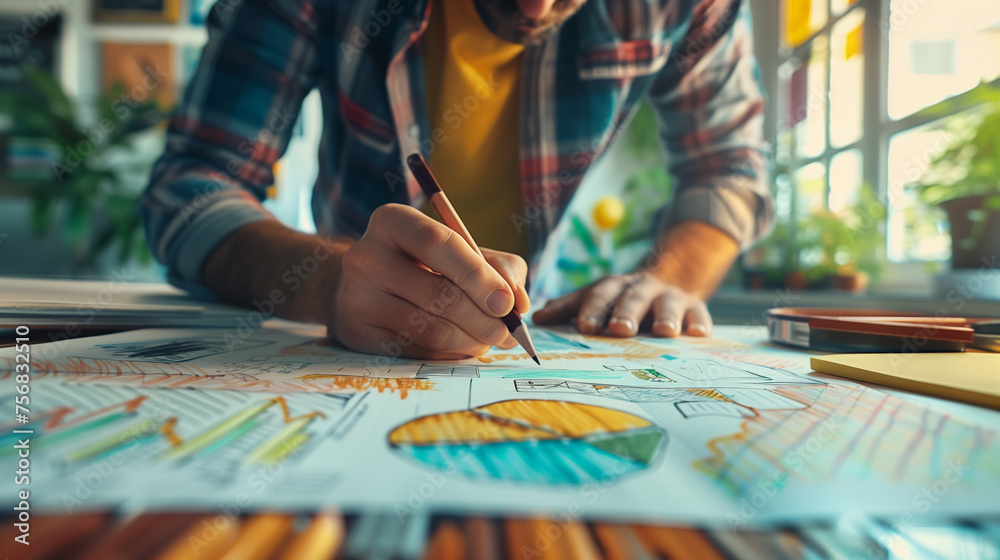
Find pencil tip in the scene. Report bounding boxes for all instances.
[532,355,540,365]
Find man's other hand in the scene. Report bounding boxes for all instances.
[532,272,712,337]
[532,221,739,339]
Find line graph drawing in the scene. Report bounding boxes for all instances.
[388,399,666,485]
[512,380,812,409]
[1,383,348,476]
[693,384,1000,494]
[161,396,325,463]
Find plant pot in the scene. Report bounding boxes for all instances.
[831,272,869,293]
[940,195,1000,269]
[784,270,809,291]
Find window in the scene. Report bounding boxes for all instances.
[763,0,1000,275]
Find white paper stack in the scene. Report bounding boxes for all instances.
[0,276,255,329]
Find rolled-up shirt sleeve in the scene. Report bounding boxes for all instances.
[139,0,321,288]
[647,0,774,249]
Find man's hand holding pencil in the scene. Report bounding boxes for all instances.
[330,202,531,360]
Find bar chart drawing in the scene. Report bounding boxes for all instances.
[388,399,666,485]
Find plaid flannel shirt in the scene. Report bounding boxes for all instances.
[140,0,773,289]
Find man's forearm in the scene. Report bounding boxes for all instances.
[201,220,354,325]
[642,220,740,300]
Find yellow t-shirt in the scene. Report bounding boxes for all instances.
[422,0,528,257]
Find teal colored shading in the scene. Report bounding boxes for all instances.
[395,432,664,485]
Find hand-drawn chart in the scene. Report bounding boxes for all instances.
[0,381,359,508]
[388,399,666,485]
[3,325,1000,522]
[693,383,1000,493]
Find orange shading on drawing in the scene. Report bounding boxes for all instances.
[295,375,433,399]
[389,399,665,485]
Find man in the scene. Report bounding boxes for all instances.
[140,0,772,359]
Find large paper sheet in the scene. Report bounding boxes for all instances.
[0,323,815,393]
[2,326,999,525]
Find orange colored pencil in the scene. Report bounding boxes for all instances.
[276,512,344,560]
[217,513,295,560]
[421,520,467,560]
[153,514,242,560]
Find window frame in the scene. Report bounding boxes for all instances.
[751,0,1000,290]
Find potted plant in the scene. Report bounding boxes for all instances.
[915,83,1000,269]
[0,66,170,271]
[744,184,885,292]
[794,184,886,292]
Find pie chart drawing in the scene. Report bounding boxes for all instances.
[388,399,666,485]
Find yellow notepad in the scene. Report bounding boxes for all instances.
[811,352,1000,410]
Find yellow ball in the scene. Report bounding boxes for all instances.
[592,195,625,230]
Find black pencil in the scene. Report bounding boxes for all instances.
[406,153,539,365]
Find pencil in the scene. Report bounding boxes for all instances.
[3,512,111,560]
[406,153,539,364]
[76,512,194,560]
[217,513,295,560]
[420,520,466,560]
[152,514,242,560]
[275,512,344,560]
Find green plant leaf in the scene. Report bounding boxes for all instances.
[570,215,602,261]
[29,195,53,234]
[64,197,91,244]
[22,66,76,124]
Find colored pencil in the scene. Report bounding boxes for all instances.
[632,525,727,560]
[0,512,111,560]
[465,517,500,560]
[217,513,295,560]
[407,153,539,364]
[75,512,194,560]
[421,520,467,560]
[276,512,344,560]
[592,523,655,560]
[153,514,242,560]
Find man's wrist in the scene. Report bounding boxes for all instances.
[640,220,740,300]
[202,220,353,325]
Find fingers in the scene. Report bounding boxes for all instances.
[532,289,585,325]
[483,249,531,313]
[651,293,713,338]
[651,293,686,338]
[336,283,491,358]
[342,242,514,349]
[607,278,658,337]
[361,249,512,347]
[684,302,713,337]
[369,204,514,317]
[575,276,628,334]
